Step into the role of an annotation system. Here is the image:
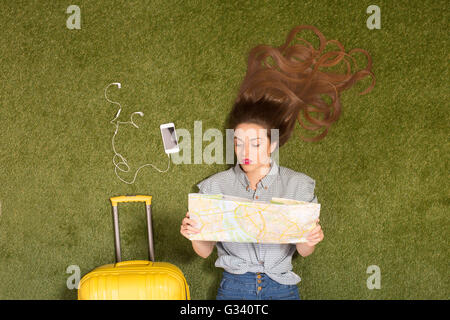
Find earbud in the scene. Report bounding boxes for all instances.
[135,112,144,116]
[113,82,121,89]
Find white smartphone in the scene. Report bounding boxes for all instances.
[160,123,180,154]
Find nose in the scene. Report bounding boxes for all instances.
[236,140,250,161]
[242,143,257,164]
[244,141,250,158]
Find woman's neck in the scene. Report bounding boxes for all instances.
[245,163,271,190]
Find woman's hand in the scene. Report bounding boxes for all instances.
[181,212,215,258]
[305,219,324,247]
[180,211,201,239]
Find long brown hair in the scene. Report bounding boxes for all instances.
[226,25,376,147]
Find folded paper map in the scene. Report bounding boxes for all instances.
[187,193,320,244]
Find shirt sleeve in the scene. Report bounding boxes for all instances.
[296,174,318,203]
[307,177,318,203]
[196,178,210,194]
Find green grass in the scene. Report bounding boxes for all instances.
[0,0,448,299]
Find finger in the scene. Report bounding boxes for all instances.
[308,235,323,243]
[307,228,321,237]
[307,231,323,240]
[183,217,197,225]
[185,218,197,226]
[306,233,317,240]
[308,229,323,237]
[307,237,321,243]
[180,227,197,239]
[307,234,323,242]
[185,225,201,233]
[181,230,192,239]
[180,228,189,237]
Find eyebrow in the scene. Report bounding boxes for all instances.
[234,137,261,142]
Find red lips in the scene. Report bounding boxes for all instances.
[243,158,251,164]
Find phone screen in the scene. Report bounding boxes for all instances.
[161,125,178,151]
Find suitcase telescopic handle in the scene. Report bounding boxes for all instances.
[110,195,152,206]
[109,195,155,263]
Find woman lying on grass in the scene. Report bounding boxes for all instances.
[180,24,375,300]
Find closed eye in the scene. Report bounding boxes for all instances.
[235,143,260,147]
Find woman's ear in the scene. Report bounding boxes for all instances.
[270,140,278,154]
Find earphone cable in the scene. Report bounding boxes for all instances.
[105,83,171,184]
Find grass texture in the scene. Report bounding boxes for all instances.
[0,0,448,299]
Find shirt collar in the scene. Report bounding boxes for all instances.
[234,157,279,190]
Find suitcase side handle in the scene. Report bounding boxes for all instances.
[110,195,155,263]
[115,260,152,267]
[110,195,152,206]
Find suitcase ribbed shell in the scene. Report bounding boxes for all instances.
[78,260,190,300]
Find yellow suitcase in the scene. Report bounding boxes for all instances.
[78,195,190,300]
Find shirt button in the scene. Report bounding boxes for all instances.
[257,279,262,284]
[264,186,268,190]
[257,286,262,291]
[255,196,259,199]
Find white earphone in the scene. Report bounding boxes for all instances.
[104,82,170,184]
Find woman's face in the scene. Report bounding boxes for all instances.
[234,122,277,173]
